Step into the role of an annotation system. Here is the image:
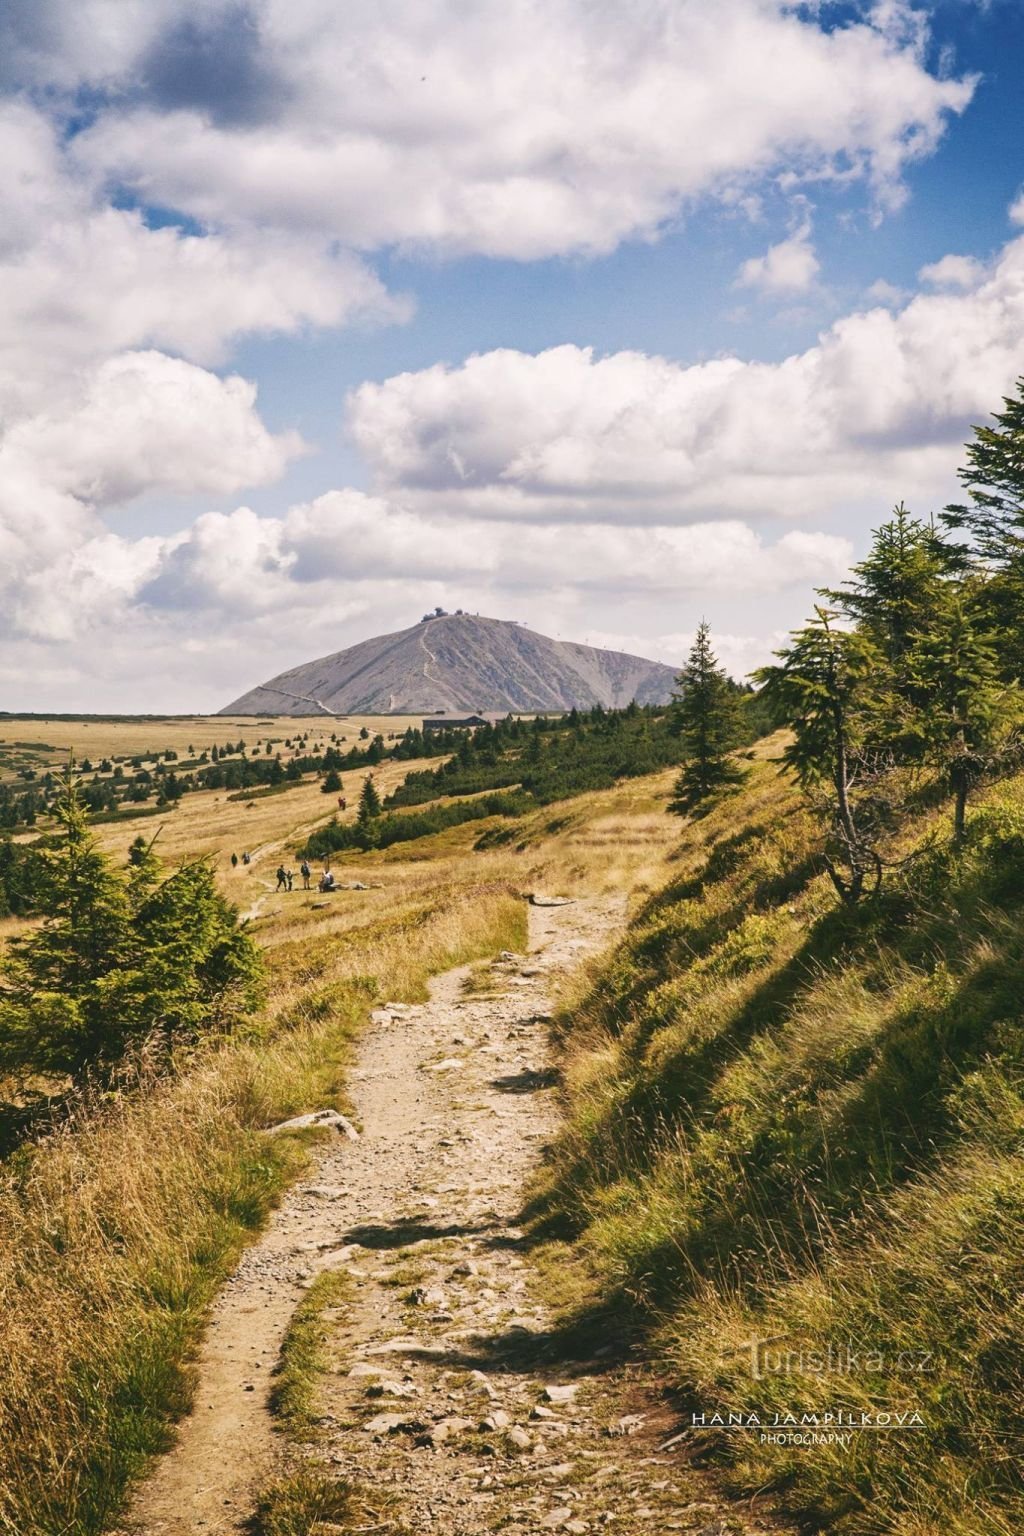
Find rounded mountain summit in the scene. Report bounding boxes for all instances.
[219,612,678,716]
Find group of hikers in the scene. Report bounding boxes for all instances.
[274,860,331,892]
[230,851,336,894]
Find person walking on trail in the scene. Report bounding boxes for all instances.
[276,865,288,891]
[242,851,251,865]
[230,852,238,867]
[300,860,311,889]
[286,870,294,891]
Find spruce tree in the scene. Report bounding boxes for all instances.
[905,586,1020,841]
[358,775,382,822]
[668,621,742,813]
[0,766,263,1083]
[943,381,1024,674]
[823,505,952,682]
[754,608,887,902]
[944,379,1024,566]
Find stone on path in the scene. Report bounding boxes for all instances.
[265,1109,359,1140]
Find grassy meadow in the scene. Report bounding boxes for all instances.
[532,747,1024,1536]
[0,730,682,1536]
[0,713,423,782]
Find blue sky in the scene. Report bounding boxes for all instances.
[1,0,1023,708]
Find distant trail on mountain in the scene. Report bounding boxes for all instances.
[219,613,678,716]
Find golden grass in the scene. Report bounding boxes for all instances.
[534,758,1024,1536]
[0,840,525,1535]
[0,713,423,771]
[0,740,692,1535]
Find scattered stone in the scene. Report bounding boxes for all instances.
[348,1362,384,1378]
[543,1384,579,1404]
[607,1414,645,1436]
[364,1412,422,1436]
[364,1338,447,1357]
[507,1425,533,1450]
[409,1285,448,1308]
[419,1416,475,1446]
[531,1404,558,1421]
[481,1409,511,1430]
[427,1057,465,1072]
[527,893,575,907]
[466,1368,496,1397]
[300,1184,345,1200]
[452,1260,479,1277]
[541,1509,573,1529]
[366,1380,418,1399]
[265,1109,359,1140]
[371,1009,394,1025]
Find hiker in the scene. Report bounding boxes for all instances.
[230,852,238,867]
[319,869,336,893]
[276,865,288,891]
[286,870,294,891]
[338,795,345,810]
[242,851,251,865]
[300,860,311,889]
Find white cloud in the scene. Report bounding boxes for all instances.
[0,97,409,429]
[865,278,907,306]
[7,352,302,506]
[1009,190,1024,226]
[138,492,852,613]
[918,252,986,289]
[0,352,304,641]
[49,0,972,261]
[738,221,820,295]
[347,234,1024,524]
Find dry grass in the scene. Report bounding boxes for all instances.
[0,712,423,767]
[0,741,691,1535]
[535,759,1024,1535]
[0,839,525,1536]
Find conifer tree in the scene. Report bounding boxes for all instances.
[943,381,1024,674]
[754,608,886,902]
[668,621,743,813]
[823,504,952,682]
[906,586,1020,841]
[944,379,1024,566]
[0,766,264,1082]
[358,775,382,822]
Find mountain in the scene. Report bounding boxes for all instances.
[218,613,678,716]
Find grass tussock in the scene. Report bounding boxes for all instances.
[250,1466,402,1536]
[0,873,524,1536]
[270,1271,352,1439]
[534,760,1024,1535]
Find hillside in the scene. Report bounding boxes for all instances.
[533,752,1024,1536]
[218,612,678,715]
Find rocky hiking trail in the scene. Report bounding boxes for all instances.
[118,898,785,1536]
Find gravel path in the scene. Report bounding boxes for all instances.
[118,898,784,1536]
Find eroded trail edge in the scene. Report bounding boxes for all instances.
[120,897,780,1536]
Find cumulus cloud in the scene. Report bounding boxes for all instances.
[347,234,1024,524]
[738,220,820,295]
[0,100,407,409]
[32,0,972,261]
[918,252,986,289]
[0,352,303,641]
[138,491,853,616]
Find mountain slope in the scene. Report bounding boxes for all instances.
[218,613,678,715]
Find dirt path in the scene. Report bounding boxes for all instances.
[117,899,781,1536]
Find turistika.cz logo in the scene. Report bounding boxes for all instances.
[726,1334,936,1380]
